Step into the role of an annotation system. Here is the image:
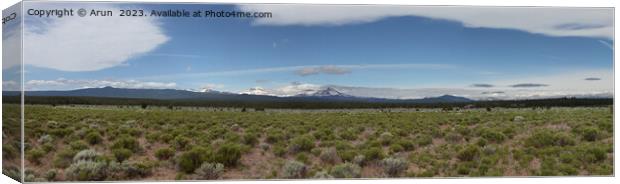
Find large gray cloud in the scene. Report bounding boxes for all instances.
[471,84,494,88]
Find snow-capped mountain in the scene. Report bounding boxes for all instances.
[307,87,351,97]
[241,87,272,96]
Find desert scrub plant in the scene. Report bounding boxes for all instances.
[26,148,46,164]
[289,135,315,153]
[69,140,89,151]
[363,147,385,161]
[44,169,58,181]
[111,135,141,153]
[155,147,175,160]
[312,171,334,179]
[578,127,601,142]
[53,149,77,168]
[330,162,362,178]
[3,144,18,160]
[177,146,214,173]
[415,134,433,147]
[380,132,394,145]
[214,143,242,167]
[73,149,102,162]
[382,157,409,177]
[282,160,307,179]
[85,132,103,145]
[525,129,576,148]
[242,133,259,146]
[195,162,224,180]
[353,155,366,166]
[320,147,339,164]
[112,148,133,162]
[173,136,192,150]
[478,128,506,143]
[457,145,480,161]
[65,160,108,181]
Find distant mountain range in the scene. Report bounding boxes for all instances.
[3,86,475,104]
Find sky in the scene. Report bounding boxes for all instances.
[2,2,615,100]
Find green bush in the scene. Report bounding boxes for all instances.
[214,143,242,167]
[3,144,18,160]
[112,148,133,162]
[53,149,77,168]
[457,145,480,161]
[44,169,58,181]
[330,162,361,178]
[289,135,315,153]
[85,132,103,145]
[525,130,575,148]
[155,147,175,160]
[69,140,89,151]
[380,132,394,145]
[479,129,506,143]
[173,136,191,150]
[580,127,601,142]
[415,134,433,147]
[282,160,307,179]
[296,152,310,164]
[177,146,214,173]
[27,148,46,164]
[363,147,385,161]
[242,133,259,146]
[111,135,141,152]
[195,162,224,180]
[273,145,287,157]
[319,147,339,164]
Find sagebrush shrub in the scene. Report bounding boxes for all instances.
[215,143,242,166]
[319,147,339,164]
[330,162,361,178]
[381,157,408,177]
[380,132,394,145]
[195,162,224,180]
[112,148,133,162]
[580,127,601,142]
[313,171,334,179]
[27,148,46,164]
[155,147,175,160]
[85,132,103,145]
[282,160,307,179]
[111,135,141,152]
[73,149,102,162]
[363,147,385,161]
[525,129,575,148]
[65,160,108,181]
[457,145,480,161]
[289,135,315,153]
[53,149,77,168]
[415,134,433,147]
[177,146,214,173]
[353,155,366,166]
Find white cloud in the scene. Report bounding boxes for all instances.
[238,5,613,39]
[22,4,169,71]
[25,78,176,90]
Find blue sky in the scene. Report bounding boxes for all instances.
[3,3,614,99]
